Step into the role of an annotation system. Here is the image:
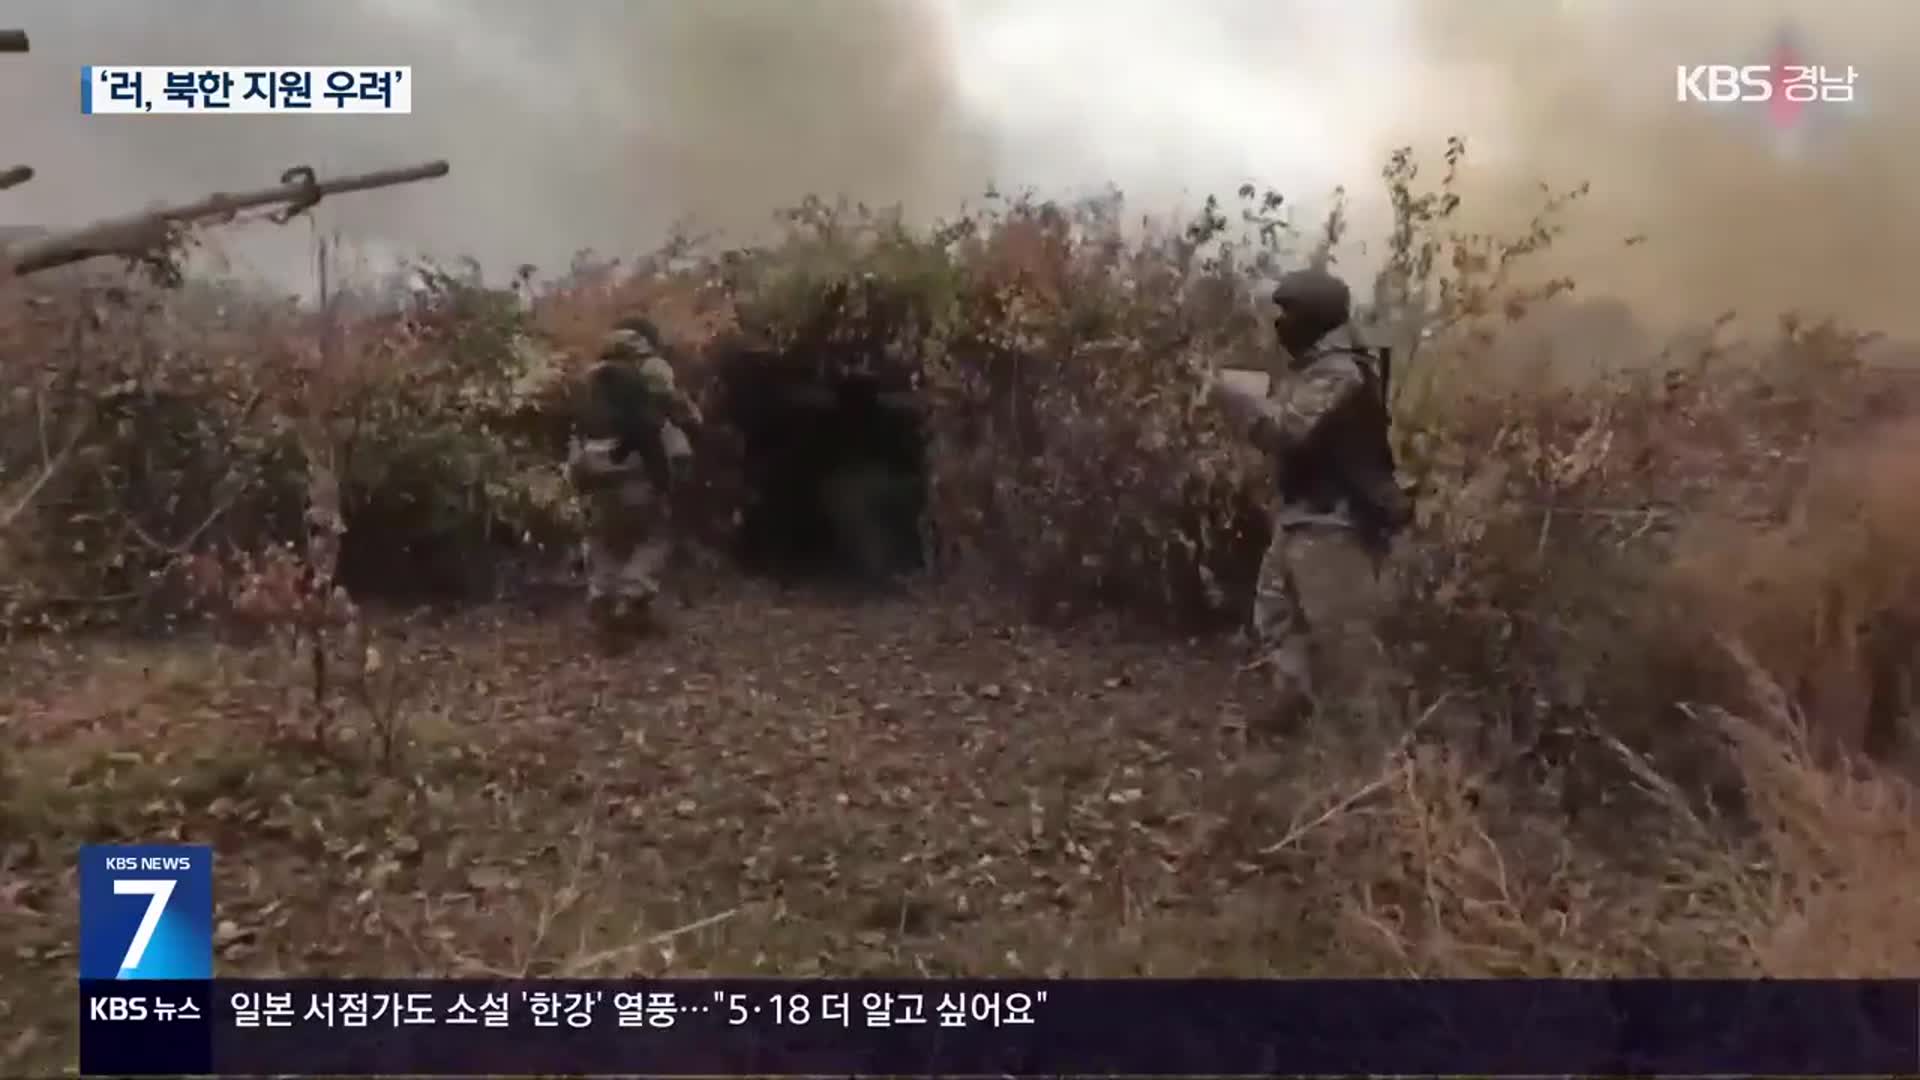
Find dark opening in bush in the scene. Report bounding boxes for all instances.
[338,520,515,605]
[714,351,928,587]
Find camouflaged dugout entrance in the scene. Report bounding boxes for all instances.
[711,349,928,590]
[706,275,930,590]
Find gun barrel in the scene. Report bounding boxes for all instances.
[5,159,450,277]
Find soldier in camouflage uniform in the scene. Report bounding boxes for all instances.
[567,317,702,641]
[1207,268,1412,728]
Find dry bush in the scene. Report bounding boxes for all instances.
[1666,415,1920,768]
[312,263,581,600]
[1276,680,1920,978]
[528,233,740,365]
[1721,698,1920,977]
[0,277,309,632]
[0,259,605,633]
[917,193,1270,624]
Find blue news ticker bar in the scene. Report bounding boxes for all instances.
[81,65,92,115]
[80,977,1920,1077]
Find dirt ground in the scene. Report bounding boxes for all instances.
[0,578,1413,1072]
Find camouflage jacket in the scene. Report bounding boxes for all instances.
[577,354,702,491]
[1211,346,1409,539]
[595,354,702,440]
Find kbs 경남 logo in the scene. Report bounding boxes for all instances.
[1676,63,1858,103]
[79,844,213,979]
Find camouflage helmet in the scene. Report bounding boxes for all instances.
[611,315,664,349]
[1269,268,1352,338]
[599,326,660,364]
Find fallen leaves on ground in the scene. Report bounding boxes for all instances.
[0,580,1372,1071]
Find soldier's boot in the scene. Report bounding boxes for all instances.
[1256,643,1318,738]
[586,593,629,655]
[624,592,674,636]
[589,600,661,655]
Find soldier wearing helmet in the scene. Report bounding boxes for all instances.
[1207,267,1411,729]
[567,316,704,643]
[602,318,699,469]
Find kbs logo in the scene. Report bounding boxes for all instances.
[78,844,214,979]
[1676,65,1774,102]
[89,995,150,1021]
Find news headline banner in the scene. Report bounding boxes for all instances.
[81,66,411,114]
[79,978,1919,1076]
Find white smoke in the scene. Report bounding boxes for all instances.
[2,0,1913,333]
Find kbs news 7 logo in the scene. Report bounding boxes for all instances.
[78,844,214,980]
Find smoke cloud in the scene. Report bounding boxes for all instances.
[0,0,997,286]
[1388,0,1920,337]
[1,0,1913,335]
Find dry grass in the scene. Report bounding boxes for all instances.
[4,142,1920,1073]
[1665,417,1920,766]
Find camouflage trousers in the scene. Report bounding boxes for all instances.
[583,518,671,633]
[1250,518,1394,727]
[571,452,674,637]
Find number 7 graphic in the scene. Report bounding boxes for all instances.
[113,879,175,973]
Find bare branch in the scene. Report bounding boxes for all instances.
[0,30,28,53]
[0,165,32,191]
[4,160,451,278]
[0,413,90,533]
